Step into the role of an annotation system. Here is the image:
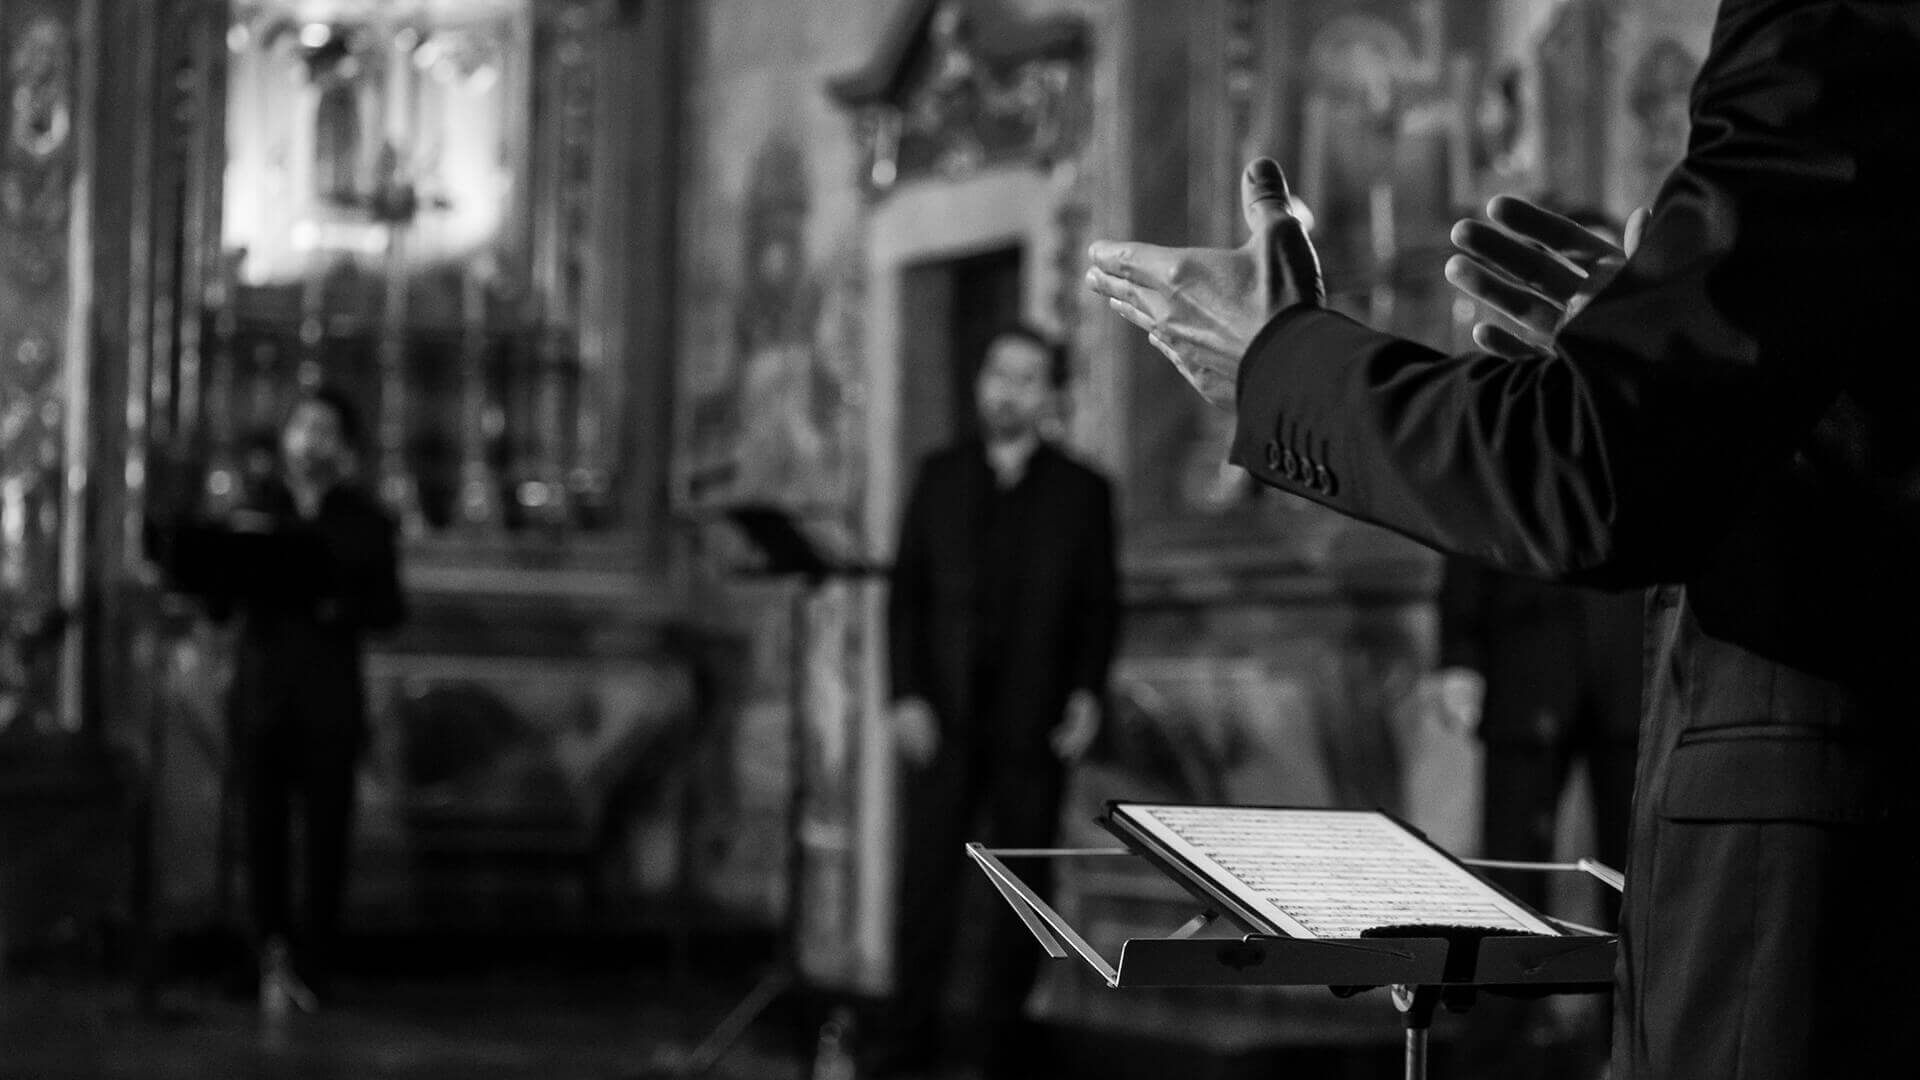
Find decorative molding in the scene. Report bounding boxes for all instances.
[554,0,605,523]
[0,5,78,735]
[827,0,1090,197]
[1,12,74,286]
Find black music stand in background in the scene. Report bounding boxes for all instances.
[631,504,887,1078]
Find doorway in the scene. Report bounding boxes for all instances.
[897,245,1024,470]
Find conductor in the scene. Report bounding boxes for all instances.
[1085,1,1920,1076]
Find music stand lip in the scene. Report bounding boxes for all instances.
[711,503,891,581]
[966,844,1617,991]
[967,844,1122,985]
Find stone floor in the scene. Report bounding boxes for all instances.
[0,938,1600,1080]
[0,970,805,1080]
[0,970,1432,1080]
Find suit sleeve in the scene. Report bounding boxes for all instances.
[886,463,933,704]
[1231,6,1893,587]
[1069,475,1119,697]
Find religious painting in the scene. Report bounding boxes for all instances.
[1296,2,1466,342]
[684,135,862,516]
[675,128,870,980]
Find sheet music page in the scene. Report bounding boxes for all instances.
[1117,804,1558,939]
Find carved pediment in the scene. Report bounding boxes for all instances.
[826,0,1090,195]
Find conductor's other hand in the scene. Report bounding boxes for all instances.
[1416,667,1486,735]
[1444,196,1650,359]
[1086,157,1323,410]
[1051,690,1101,764]
[892,697,940,767]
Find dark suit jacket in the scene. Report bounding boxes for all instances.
[157,481,406,751]
[1230,2,1918,1076]
[1436,557,1642,745]
[887,441,1118,763]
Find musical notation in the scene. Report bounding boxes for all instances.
[1114,804,1558,939]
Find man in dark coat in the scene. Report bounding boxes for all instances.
[1435,555,1642,1080]
[1434,557,1642,915]
[876,325,1118,1078]
[152,387,405,1007]
[1085,2,1919,1075]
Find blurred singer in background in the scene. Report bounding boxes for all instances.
[149,386,405,1012]
[874,326,1118,1080]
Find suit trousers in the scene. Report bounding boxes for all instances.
[890,731,1064,1074]
[243,712,359,978]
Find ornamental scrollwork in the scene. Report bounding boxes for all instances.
[2,13,74,269]
[829,0,1090,198]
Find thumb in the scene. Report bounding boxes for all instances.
[1624,206,1651,258]
[1241,157,1295,236]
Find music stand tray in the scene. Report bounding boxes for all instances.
[968,803,1619,1080]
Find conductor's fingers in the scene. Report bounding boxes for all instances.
[1087,239,1180,288]
[1443,254,1564,342]
[1105,295,1156,334]
[1485,195,1620,264]
[1450,218,1585,304]
[1472,321,1539,360]
[1098,292,1185,365]
[1086,266,1161,322]
[1241,157,1295,235]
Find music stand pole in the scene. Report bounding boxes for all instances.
[1392,984,1441,1080]
[662,575,813,1077]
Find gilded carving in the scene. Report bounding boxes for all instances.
[829,0,1090,197]
[8,16,70,160]
[1,14,72,234]
[0,7,75,735]
[5,329,56,393]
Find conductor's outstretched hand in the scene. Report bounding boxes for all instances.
[1444,196,1650,358]
[1086,158,1324,411]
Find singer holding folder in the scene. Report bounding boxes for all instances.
[1085,2,1918,1077]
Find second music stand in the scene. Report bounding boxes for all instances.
[635,504,886,1078]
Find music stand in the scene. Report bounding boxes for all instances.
[968,826,1620,1080]
[631,503,886,1078]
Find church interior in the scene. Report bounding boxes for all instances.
[0,1,1714,1077]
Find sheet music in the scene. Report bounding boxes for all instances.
[1116,804,1558,939]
